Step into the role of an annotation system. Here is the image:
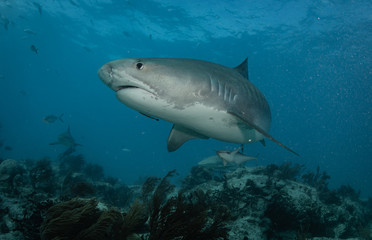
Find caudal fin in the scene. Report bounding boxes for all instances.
[59,113,64,123]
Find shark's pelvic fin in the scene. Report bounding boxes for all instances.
[233,57,249,80]
[228,111,300,156]
[167,125,209,152]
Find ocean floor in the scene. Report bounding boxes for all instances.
[0,155,371,240]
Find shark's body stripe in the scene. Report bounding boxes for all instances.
[209,75,216,93]
[224,85,229,102]
[218,81,223,97]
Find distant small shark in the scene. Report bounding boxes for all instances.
[50,126,81,147]
[98,58,299,155]
[30,45,38,55]
[217,147,257,166]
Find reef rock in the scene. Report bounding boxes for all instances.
[183,165,372,240]
[0,159,24,182]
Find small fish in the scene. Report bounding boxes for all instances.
[122,31,132,38]
[30,45,38,55]
[4,146,12,151]
[216,146,257,166]
[23,28,36,35]
[82,46,92,52]
[121,148,131,152]
[43,114,64,124]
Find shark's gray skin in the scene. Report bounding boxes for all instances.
[50,126,81,147]
[217,146,257,166]
[198,155,225,168]
[98,58,298,155]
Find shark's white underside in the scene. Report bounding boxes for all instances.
[116,88,263,144]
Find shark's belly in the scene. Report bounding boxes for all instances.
[167,103,264,144]
[116,88,263,144]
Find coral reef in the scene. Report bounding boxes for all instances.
[0,159,26,196]
[182,165,214,188]
[0,155,371,240]
[148,191,229,240]
[40,198,148,240]
[145,170,229,240]
[59,153,85,174]
[29,158,56,194]
[84,163,104,181]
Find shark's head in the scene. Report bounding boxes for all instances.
[98,58,224,119]
[98,58,167,119]
[98,59,157,102]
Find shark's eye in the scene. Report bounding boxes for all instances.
[136,62,144,70]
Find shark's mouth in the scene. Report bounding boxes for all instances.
[115,85,157,98]
[115,85,139,92]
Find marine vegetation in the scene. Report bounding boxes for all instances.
[145,170,229,240]
[101,183,132,208]
[40,198,111,240]
[0,155,371,240]
[147,191,229,240]
[84,162,104,181]
[120,200,148,237]
[69,181,95,198]
[59,171,88,199]
[182,165,213,189]
[152,169,176,204]
[12,198,54,240]
[140,176,161,202]
[40,197,150,240]
[337,184,361,201]
[59,153,85,174]
[260,162,304,181]
[302,166,339,204]
[29,157,56,194]
[0,159,25,196]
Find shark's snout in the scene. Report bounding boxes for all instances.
[98,63,114,88]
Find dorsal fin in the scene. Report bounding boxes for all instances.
[234,58,249,80]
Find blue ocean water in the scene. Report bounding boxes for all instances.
[0,0,371,197]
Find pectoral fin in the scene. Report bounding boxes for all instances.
[167,125,209,152]
[228,111,300,156]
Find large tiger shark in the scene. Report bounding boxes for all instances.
[98,58,299,156]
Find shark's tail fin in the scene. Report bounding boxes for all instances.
[59,113,64,123]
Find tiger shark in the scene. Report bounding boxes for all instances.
[98,58,299,156]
